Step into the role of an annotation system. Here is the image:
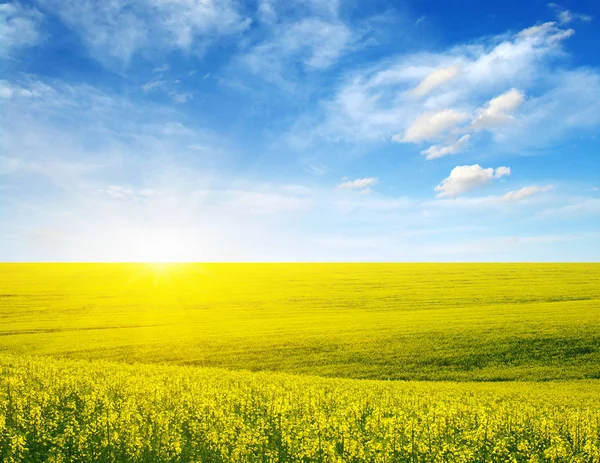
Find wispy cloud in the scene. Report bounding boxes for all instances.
[296,18,597,160]
[238,9,354,91]
[0,1,43,53]
[252,18,352,70]
[535,197,600,220]
[97,185,157,200]
[34,0,251,64]
[471,88,525,131]
[0,75,227,198]
[141,80,166,93]
[168,91,193,104]
[410,65,460,98]
[503,185,553,202]
[141,69,193,104]
[230,0,407,92]
[421,134,470,160]
[547,3,593,24]
[2,3,599,261]
[396,109,470,143]
[337,177,378,193]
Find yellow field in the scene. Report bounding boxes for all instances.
[1,263,599,380]
[1,264,599,462]
[1,354,599,463]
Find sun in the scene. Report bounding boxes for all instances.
[126,227,200,263]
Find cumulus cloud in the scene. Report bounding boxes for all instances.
[395,109,470,143]
[503,185,553,201]
[472,88,525,131]
[411,65,461,98]
[435,165,511,198]
[0,1,43,52]
[337,177,378,193]
[304,18,585,152]
[421,134,470,160]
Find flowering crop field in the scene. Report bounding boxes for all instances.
[1,263,599,462]
[2,354,600,463]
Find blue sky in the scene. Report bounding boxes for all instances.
[1,0,599,261]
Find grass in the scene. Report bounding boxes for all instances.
[1,263,599,381]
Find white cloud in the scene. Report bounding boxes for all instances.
[153,64,169,73]
[168,91,193,104]
[153,0,251,49]
[517,21,574,42]
[141,78,193,104]
[97,185,157,200]
[35,0,251,63]
[411,65,460,98]
[0,80,17,98]
[241,17,353,89]
[495,70,600,148]
[0,1,43,52]
[421,134,470,160]
[503,185,553,202]
[304,163,329,175]
[304,18,583,148]
[558,10,573,24]
[463,22,574,88]
[472,88,525,131]
[547,3,593,24]
[0,79,55,100]
[256,0,342,25]
[233,0,372,91]
[495,166,511,177]
[337,177,378,193]
[141,81,166,93]
[0,76,229,198]
[257,0,277,24]
[395,109,470,143]
[435,164,511,198]
[559,10,592,24]
[535,198,600,219]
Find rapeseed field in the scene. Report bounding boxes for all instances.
[2,355,600,463]
[1,263,599,380]
[1,264,599,461]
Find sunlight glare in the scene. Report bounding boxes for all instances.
[127,228,200,263]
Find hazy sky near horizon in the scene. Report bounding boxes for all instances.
[1,0,599,261]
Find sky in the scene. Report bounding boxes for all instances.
[1,0,599,262]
